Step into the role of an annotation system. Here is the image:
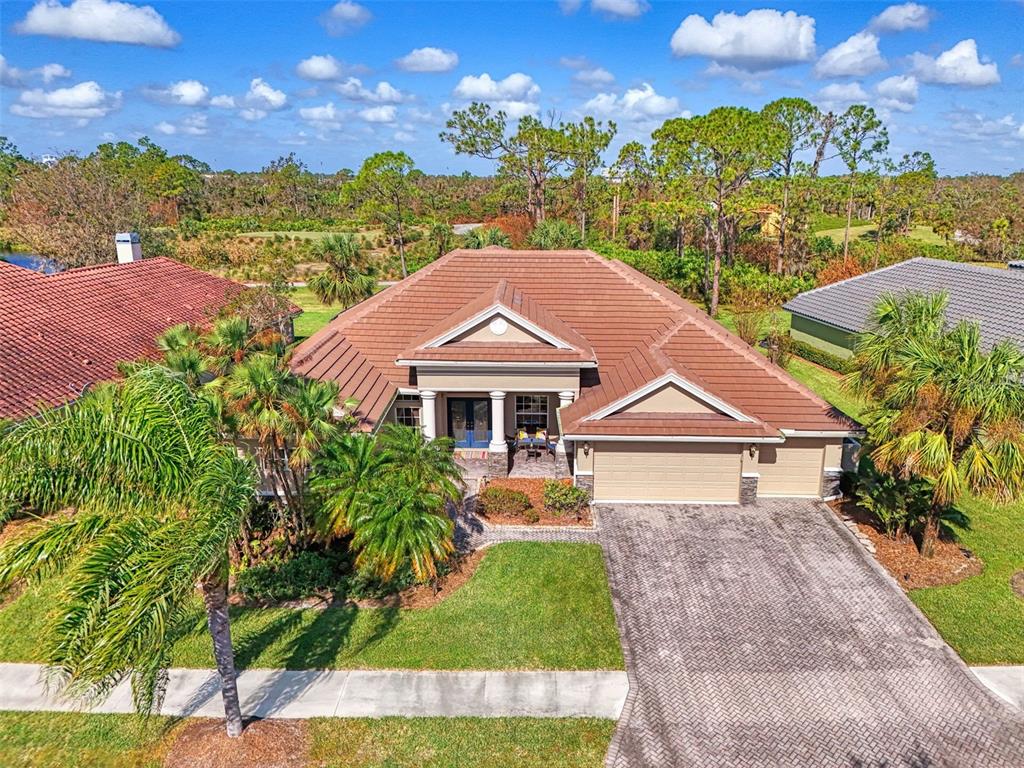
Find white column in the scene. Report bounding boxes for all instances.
[489,390,506,451]
[420,390,437,440]
[556,391,574,453]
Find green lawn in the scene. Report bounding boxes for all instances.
[786,357,868,421]
[290,286,345,340]
[0,711,613,768]
[815,223,944,246]
[0,542,624,671]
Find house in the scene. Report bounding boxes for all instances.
[292,248,857,505]
[785,257,1024,359]
[0,256,241,419]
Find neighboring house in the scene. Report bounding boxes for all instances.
[0,257,241,420]
[292,247,858,504]
[785,257,1024,359]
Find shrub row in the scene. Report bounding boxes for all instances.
[789,338,853,374]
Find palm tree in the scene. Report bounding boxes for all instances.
[528,218,584,250]
[311,426,460,582]
[463,226,511,249]
[847,292,1024,556]
[0,367,256,736]
[428,221,455,258]
[308,234,376,308]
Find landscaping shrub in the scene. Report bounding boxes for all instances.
[479,485,532,517]
[543,480,590,519]
[234,550,341,602]
[853,456,934,540]
[528,219,583,250]
[523,508,540,524]
[789,338,852,373]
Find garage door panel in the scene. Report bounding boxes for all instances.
[594,442,740,503]
[756,439,824,496]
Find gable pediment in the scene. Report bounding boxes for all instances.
[617,381,718,415]
[585,372,755,423]
[450,312,555,345]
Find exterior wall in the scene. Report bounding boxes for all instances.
[574,440,594,474]
[455,319,544,344]
[743,437,841,497]
[593,442,742,503]
[619,383,715,415]
[416,368,580,395]
[789,314,857,360]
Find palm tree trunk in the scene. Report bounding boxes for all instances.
[200,573,243,738]
[777,180,790,274]
[843,178,855,262]
[919,511,941,558]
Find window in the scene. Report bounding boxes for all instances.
[515,395,548,432]
[395,400,421,429]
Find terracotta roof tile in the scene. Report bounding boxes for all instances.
[0,258,240,419]
[291,248,856,435]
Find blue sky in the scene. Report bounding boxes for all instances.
[1,1,1022,175]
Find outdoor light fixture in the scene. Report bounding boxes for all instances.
[747,444,757,458]
[583,441,591,457]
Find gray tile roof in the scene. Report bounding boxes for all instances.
[784,258,1024,350]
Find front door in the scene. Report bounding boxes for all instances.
[447,398,492,448]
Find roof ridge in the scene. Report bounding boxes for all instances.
[52,256,175,277]
[783,257,922,301]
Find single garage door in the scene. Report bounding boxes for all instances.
[593,442,741,503]
[755,439,825,497]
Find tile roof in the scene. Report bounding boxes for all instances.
[784,257,1024,350]
[0,257,240,419]
[291,248,854,435]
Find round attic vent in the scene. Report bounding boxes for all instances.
[489,317,509,336]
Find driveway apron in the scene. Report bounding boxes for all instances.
[597,500,1024,767]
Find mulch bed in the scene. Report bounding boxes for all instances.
[479,477,592,527]
[164,718,308,768]
[1011,571,1024,601]
[829,499,982,590]
[354,548,487,610]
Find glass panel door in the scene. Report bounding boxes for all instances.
[448,399,468,447]
[472,399,491,448]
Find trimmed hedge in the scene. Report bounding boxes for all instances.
[789,338,852,374]
[479,485,532,517]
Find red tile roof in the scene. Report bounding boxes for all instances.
[0,258,241,419]
[291,248,855,436]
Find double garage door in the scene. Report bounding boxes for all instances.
[593,442,742,503]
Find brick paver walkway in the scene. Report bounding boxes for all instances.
[598,500,1024,768]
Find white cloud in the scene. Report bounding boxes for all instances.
[875,74,918,112]
[358,105,397,123]
[1011,53,1024,68]
[591,0,648,19]
[583,82,681,121]
[300,101,343,130]
[210,94,235,108]
[559,0,582,13]
[396,47,459,73]
[870,3,933,33]
[336,77,403,103]
[245,77,287,110]
[148,79,209,106]
[911,39,999,87]
[945,109,1024,143]
[239,108,267,121]
[296,54,345,81]
[10,80,121,120]
[15,0,180,47]
[155,113,208,136]
[815,32,886,78]
[454,72,540,101]
[321,1,371,35]
[394,130,415,143]
[1,55,71,87]
[670,9,816,72]
[817,81,869,110]
[574,67,615,87]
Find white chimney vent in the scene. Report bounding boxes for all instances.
[115,232,142,264]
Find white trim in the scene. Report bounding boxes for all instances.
[563,434,785,444]
[823,466,843,473]
[741,472,760,478]
[781,429,862,438]
[424,387,576,394]
[756,493,823,499]
[593,498,739,506]
[573,470,594,477]
[397,387,420,395]
[423,304,574,350]
[584,372,755,423]
[398,360,596,369]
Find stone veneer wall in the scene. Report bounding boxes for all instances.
[822,469,843,500]
[487,449,509,479]
[740,474,759,505]
[575,474,594,500]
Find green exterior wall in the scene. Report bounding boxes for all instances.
[789,314,857,359]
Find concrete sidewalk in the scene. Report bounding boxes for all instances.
[0,664,628,720]
[973,666,1024,710]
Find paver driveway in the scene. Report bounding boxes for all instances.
[598,500,1024,767]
